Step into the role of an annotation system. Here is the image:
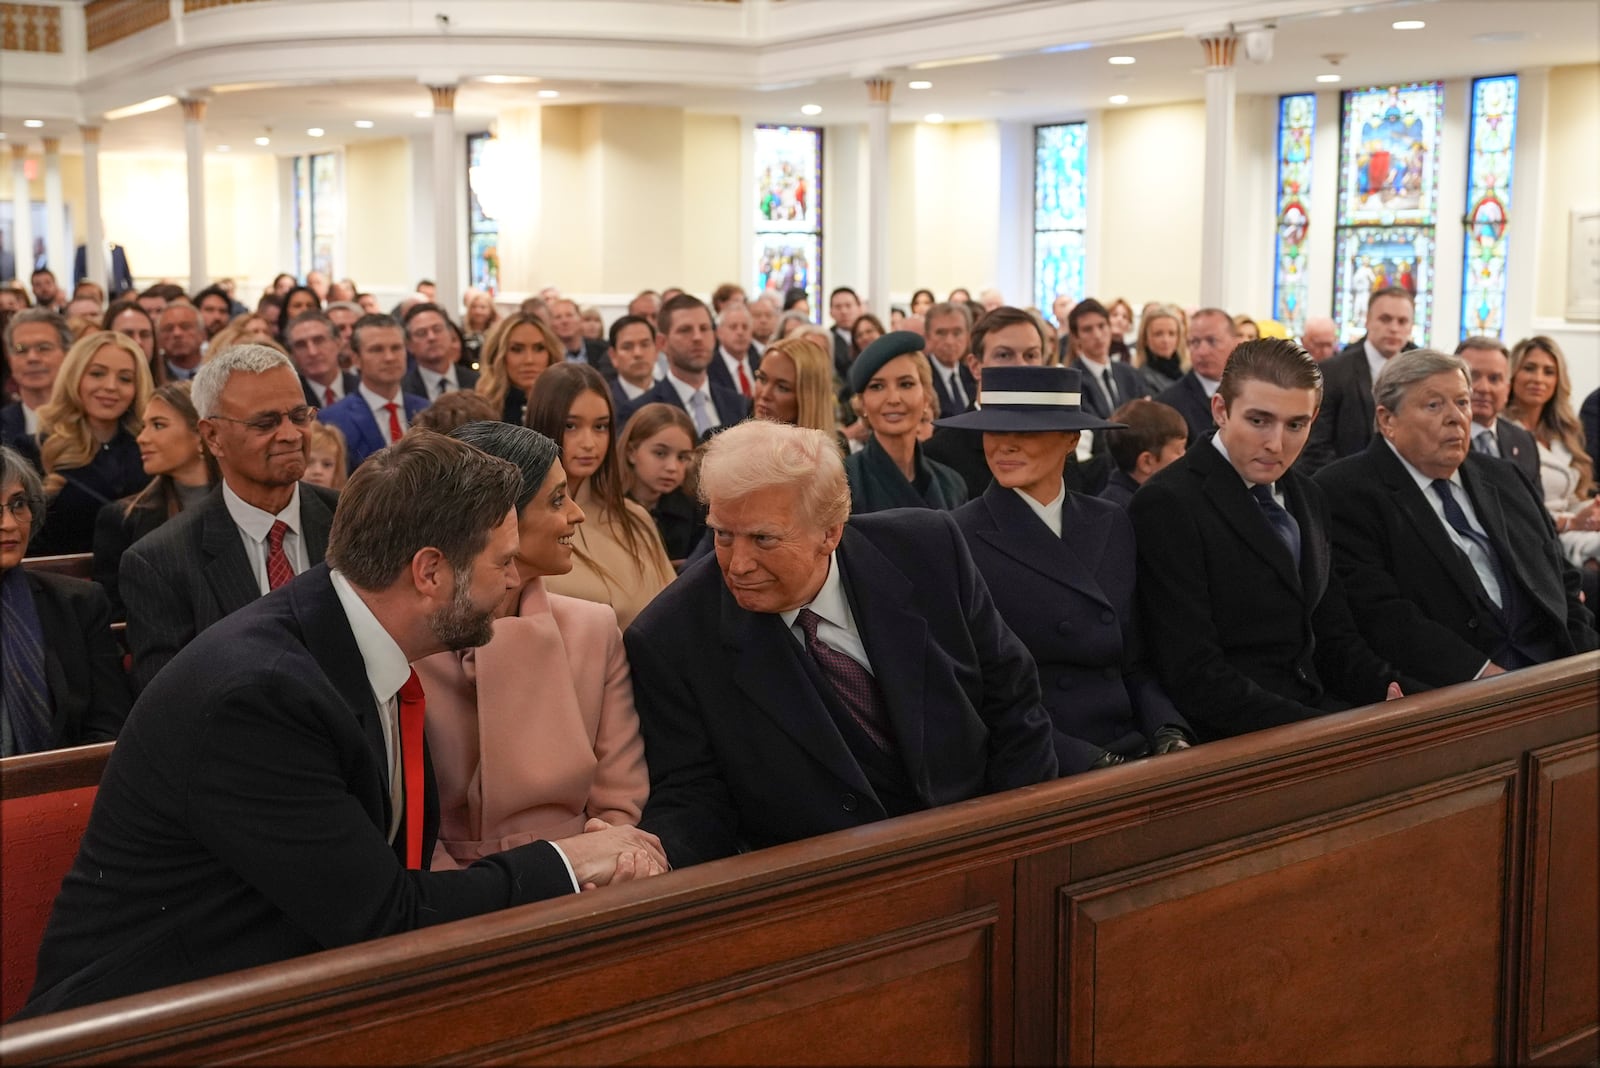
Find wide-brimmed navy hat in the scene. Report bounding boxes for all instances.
[933,365,1126,433]
[849,330,927,395]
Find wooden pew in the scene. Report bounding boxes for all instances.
[20,554,94,582]
[0,744,114,1024]
[1,654,1594,1065]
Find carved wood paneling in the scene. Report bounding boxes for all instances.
[84,0,169,50]
[0,3,61,53]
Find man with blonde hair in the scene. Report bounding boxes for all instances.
[626,419,1059,868]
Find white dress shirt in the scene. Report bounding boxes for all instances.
[617,378,649,402]
[666,371,721,431]
[308,373,348,405]
[1015,481,1066,537]
[359,383,408,445]
[21,403,40,434]
[781,552,874,675]
[1197,373,1222,399]
[1363,339,1389,388]
[222,481,309,595]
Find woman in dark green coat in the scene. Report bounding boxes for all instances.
[843,331,966,514]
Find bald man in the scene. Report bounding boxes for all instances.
[1300,317,1338,362]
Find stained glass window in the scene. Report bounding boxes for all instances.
[1272,94,1315,336]
[1460,75,1518,339]
[754,125,822,319]
[1333,82,1444,345]
[466,132,500,293]
[1033,122,1087,318]
[292,152,340,280]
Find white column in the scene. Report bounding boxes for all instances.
[80,125,106,290]
[1195,32,1237,309]
[429,84,461,319]
[181,97,208,292]
[1503,68,1548,344]
[865,77,892,321]
[9,144,32,284]
[42,138,67,283]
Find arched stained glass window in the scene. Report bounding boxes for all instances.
[1461,75,1518,339]
[1332,82,1444,346]
[753,125,823,319]
[1273,94,1316,336]
[1033,122,1087,318]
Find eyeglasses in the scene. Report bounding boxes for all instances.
[209,405,316,434]
[2,496,36,520]
[11,343,63,357]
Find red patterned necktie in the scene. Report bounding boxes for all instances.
[397,669,426,869]
[796,608,894,752]
[737,362,752,397]
[265,519,294,590]
[324,386,336,407]
[384,402,402,444]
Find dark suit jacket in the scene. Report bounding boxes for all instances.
[619,375,749,435]
[1072,357,1149,420]
[318,390,432,470]
[832,330,853,385]
[1098,469,1140,509]
[955,484,1186,770]
[0,401,29,453]
[562,338,616,382]
[626,509,1059,868]
[926,356,978,418]
[91,494,169,620]
[300,370,361,409]
[1154,372,1215,446]
[706,346,762,398]
[15,570,130,753]
[26,430,149,557]
[1300,337,1416,475]
[1581,387,1599,473]
[1476,417,1540,485]
[1129,434,1414,741]
[120,483,339,692]
[400,365,479,403]
[1315,439,1597,686]
[22,564,574,1018]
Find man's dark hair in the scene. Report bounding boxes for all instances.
[327,429,520,592]
[287,309,336,339]
[658,293,711,337]
[30,267,54,281]
[924,301,972,331]
[415,278,435,290]
[1067,298,1110,336]
[1367,285,1415,310]
[149,282,187,302]
[828,286,859,302]
[402,301,451,332]
[608,314,656,349]
[1106,398,1189,475]
[970,306,1044,363]
[710,283,745,312]
[350,312,402,354]
[1218,338,1323,410]
[194,284,232,309]
[1455,335,1510,360]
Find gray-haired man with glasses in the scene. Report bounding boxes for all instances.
[121,344,339,691]
[1,308,71,455]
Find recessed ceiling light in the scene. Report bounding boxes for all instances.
[1392,19,1425,30]
[354,119,374,129]
[23,119,43,128]
[413,108,432,118]
[908,80,933,90]
[1108,55,1136,65]
[800,104,822,116]
[1108,94,1129,105]
[306,127,325,137]
[254,136,271,146]
[1316,74,1342,83]
[216,144,231,152]
[478,75,540,85]
[537,89,560,99]
[924,113,945,124]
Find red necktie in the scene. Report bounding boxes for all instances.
[324,386,336,407]
[265,519,294,590]
[397,669,426,870]
[384,402,402,444]
[737,362,752,397]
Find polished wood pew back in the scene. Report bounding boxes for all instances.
[20,554,94,582]
[1,655,1595,1065]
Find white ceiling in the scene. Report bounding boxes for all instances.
[0,0,1595,158]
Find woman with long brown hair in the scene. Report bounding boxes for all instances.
[476,312,558,425]
[526,363,674,628]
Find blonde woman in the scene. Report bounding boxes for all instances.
[1134,304,1189,395]
[752,333,841,443]
[27,331,153,555]
[1508,336,1600,568]
[477,312,558,425]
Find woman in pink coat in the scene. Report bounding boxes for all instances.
[414,420,649,870]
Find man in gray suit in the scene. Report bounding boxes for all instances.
[1456,336,1540,485]
[122,345,339,691]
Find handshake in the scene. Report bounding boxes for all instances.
[555,818,670,891]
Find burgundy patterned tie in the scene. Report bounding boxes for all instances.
[797,608,894,752]
[265,519,294,591]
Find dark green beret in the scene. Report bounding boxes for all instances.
[848,330,927,395]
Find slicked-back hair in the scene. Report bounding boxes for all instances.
[971,306,1045,363]
[1218,338,1323,410]
[351,313,403,355]
[657,292,712,337]
[1373,349,1469,416]
[1106,398,1188,475]
[327,428,520,592]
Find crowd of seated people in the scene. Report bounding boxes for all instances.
[1,265,1596,1020]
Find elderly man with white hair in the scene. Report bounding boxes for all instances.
[625,419,1061,869]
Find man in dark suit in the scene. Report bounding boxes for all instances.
[626,419,1059,869]
[621,294,748,436]
[708,301,761,399]
[548,297,616,381]
[924,301,978,418]
[1067,299,1148,449]
[285,310,361,408]
[399,303,480,399]
[320,314,431,470]
[608,314,661,414]
[1153,307,1236,444]
[828,286,862,385]
[1316,349,1596,687]
[1299,286,1417,474]
[22,432,665,1018]
[1,308,69,454]
[1455,336,1540,484]
[1130,339,1417,742]
[122,345,341,692]
[2,447,131,755]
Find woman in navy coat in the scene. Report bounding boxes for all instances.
[945,365,1192,772]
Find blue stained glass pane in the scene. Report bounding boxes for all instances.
[1273,94,1316,336]
[1337,82,1445,226]
[754,234,821,321]
[1461,75,1517,339]
[467,133,500,292]
[1033,123,1087,315]
[754,125,823,319]
[1333,226,1435,346]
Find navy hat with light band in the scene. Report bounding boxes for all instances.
[933,365,1126,433]
[848,330,927,395]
